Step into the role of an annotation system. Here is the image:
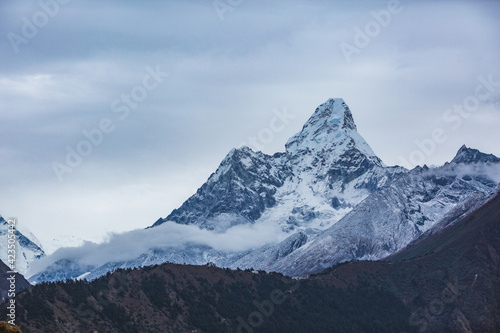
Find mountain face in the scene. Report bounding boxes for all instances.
[154,98,404,233]
[30,98,500,283]
[153,147,289,231]
[0,216,45,276]
[265,162,499,276]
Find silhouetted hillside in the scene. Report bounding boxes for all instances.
[11,263,411,332]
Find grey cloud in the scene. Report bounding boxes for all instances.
[0,0,499,251]
[28,219,286,276]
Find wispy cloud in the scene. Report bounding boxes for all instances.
[28,219,286,276]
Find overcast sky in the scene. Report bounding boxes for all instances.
[1,0,499,253]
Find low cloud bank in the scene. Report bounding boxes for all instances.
[28,220,286,277]
[431,163,500,183]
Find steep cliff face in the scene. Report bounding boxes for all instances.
[154,147,289,230]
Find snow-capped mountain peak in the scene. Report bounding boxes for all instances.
[153,98,397,232]
[285,98,381,166]
[451,145,500,164]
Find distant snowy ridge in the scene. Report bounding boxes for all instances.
[0,215,45,275]
[266,160,500,276]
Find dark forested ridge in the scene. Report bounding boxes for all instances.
[9,263,411,333]
[8,191,500,333]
